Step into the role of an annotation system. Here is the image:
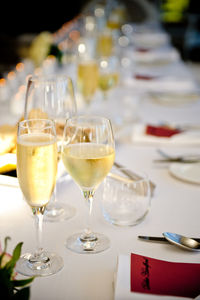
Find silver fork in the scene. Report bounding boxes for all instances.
[155,149,200,163]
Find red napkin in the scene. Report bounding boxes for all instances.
[131,253,200,298]
[135,48,150,53]
[134,74,157,80]
[146,125,182,137]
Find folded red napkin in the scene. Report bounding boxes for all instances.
[135,48,150,53]
[146,125,182,137]
[134,74,157,80]
[131,253,200,298]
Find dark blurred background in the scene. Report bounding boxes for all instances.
[0,0,200,77]
[0,1,89,76]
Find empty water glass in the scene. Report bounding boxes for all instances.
[102,167,151,226]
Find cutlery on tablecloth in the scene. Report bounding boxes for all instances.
[138,235,200,244]
[154,149,200,163]
[154,158,200,163]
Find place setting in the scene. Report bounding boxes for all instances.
[131,122,200,146]
[152,148,200,185]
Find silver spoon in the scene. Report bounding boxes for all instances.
[163,232,200,252]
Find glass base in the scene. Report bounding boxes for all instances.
[65,232,110,254]
[44,203,76,222]
[15,252,64,277]
[103,209,150,227]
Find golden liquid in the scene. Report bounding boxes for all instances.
[17,133,57,208]
[96,34,113,57]
[107,7,126,30]
[62,143,115,190]
[77,61,99,103]
[98,72,119,92]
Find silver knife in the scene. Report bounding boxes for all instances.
[154,158,200,164]
[138,235,200,243]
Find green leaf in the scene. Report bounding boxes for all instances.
[3,236,11,253]
[0,238,34,299]
[12,277,34,288]
[12,242,23,263]
[0,252,5,267]
[0,236,11,266]
[5,242,23,273]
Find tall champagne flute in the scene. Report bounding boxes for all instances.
[96,29,114,57]
[16,119,64,276]
[62,115,115,253]
[24,75,77,221]
[77,58,99,105]
[98,56,119,100]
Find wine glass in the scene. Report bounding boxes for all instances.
[24,75,77,222]
[98,56,119,100]
[16,119,64,276]
[62,115,115,254]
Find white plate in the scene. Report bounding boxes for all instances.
[0,153,18,187]
[169,163,200,184]
[0,174,19,187]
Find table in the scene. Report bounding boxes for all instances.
[1,90,200,300]
[1,26,200,300]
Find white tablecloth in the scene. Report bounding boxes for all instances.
[1,49,200,300]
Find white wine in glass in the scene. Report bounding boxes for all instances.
[62,115,115,254]
[96,29,114,57]
[16,119,64,276]
[24,75,77,222]
[98,56,119,100]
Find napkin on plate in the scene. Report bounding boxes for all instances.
[126,71,200,102]
[132,32,170,49]
[132,124,200,146]
[132,75,198,91]
[115,253,200,300]
[131,46,180,65]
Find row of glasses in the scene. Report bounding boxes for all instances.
[24,75,77,222]
[15,73,116,277]
[76,23,120,106]
[77,55,120,105]
[16,74,151,278]
[16,115,115,276]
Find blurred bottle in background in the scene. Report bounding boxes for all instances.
[158,0,200,62]
[158,0,190,58]
[184,1,200,62]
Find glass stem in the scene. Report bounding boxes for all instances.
[103,92,107,100]
[81,190,97,241]
[32,206,45,257]
[51,186,57,204]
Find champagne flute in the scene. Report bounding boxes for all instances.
[24,75,77,222]
[96,29,114,57]
[16,119,64,276]
[62,115,115,254]
[98,56,119,100]
[77,58,99,106]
